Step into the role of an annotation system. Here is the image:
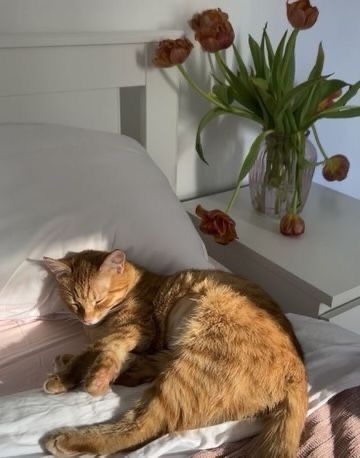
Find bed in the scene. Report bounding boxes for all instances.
[0,32,360,458]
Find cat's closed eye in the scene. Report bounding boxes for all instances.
[73,302,82,312]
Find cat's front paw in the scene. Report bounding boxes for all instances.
[84,353,119,396]
[43,374,68,394]
[84,366,112,396]
[45,428,83,456]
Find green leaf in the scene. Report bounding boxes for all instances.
[260,25,270,77]
[251,77,269,91]
[212,83,234,105]
[251,80,276,121]
[214,52,239,89]
[308,42,324,80]
[231,108,264,125]
[281,29,299,90]
[263,28,274,67]
[297,79,348,128]
[212,52,261,115]
[331,81,360,108]
[276,78,321,117]
[271,31,288,93]
[195,108,228,164]
[316,106,360,119]
[297,81,321,127]
[232,44,250,81]
[248,34,264,77]
[316,79,348,102]
[235,130,274,184]
[231,85,262,115]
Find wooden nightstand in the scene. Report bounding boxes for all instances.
[183,183,360,334]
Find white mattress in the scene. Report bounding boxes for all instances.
[1,314,360,458]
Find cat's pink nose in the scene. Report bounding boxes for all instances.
[83,316,98,325]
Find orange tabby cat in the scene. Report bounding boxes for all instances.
[43,249,307,458]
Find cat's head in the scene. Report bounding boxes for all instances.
[43,249,129,325]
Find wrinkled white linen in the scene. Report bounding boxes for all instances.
[1,314,360,458]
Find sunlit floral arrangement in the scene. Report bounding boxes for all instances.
[153,1,360,244]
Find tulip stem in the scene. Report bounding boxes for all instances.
[207,54,218,82]
[176,64,227,109]
[291,189,298,214]
[311,125,328,160]
[225,184,240,215]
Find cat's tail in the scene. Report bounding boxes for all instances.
[250,371,308,458]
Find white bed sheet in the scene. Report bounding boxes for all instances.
[0,319,87,396]
[1,314,360,458]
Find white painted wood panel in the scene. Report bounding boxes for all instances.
[0,31,181,190]
[0,89,120,132]
[0,44,144,97]
[329,302,360,335]
[144,44,179,190]
[0,31,182,48]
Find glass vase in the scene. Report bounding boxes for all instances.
[249,132,317,218]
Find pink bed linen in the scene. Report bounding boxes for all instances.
[0,319,88,395]
[192,385,360,458]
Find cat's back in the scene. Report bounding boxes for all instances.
[157,268,302,361]
[157,268,283,322]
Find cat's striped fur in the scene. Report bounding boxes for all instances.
[43,249,307,457]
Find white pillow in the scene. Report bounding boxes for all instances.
[0,123,210,321]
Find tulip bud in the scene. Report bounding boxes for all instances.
[195,205,238,245]
[189,9,235,53]
[322,154,350,182]
[286,0,319,30]
[280,213,305,236]
[317,89,342,113]
[153,38,193,68]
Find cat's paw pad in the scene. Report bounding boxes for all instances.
[45,428,82,456]
[84,366,113,396]
[43,374,69,394]
[54,354,74,371]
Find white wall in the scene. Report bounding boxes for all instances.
[295,0,360,199]
[0,0,359,200]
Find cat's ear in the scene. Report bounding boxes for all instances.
[43,257,71,281]
[100,250,126,274]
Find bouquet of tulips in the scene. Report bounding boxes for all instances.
[153,1,360,244]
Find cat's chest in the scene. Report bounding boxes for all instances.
[165,295,198,349]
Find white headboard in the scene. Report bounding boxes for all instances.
[0,31,181,190]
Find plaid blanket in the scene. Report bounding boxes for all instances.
[192,386,360,458]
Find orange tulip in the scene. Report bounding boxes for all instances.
[317,89,342,113]
[322,154,350,182]
[280,213,305,236]
[189,9,235,53]
[153,38,193,68]
[286,0,319,30]
[196,205,238,245]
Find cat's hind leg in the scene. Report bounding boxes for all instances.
[45,383,170,456]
